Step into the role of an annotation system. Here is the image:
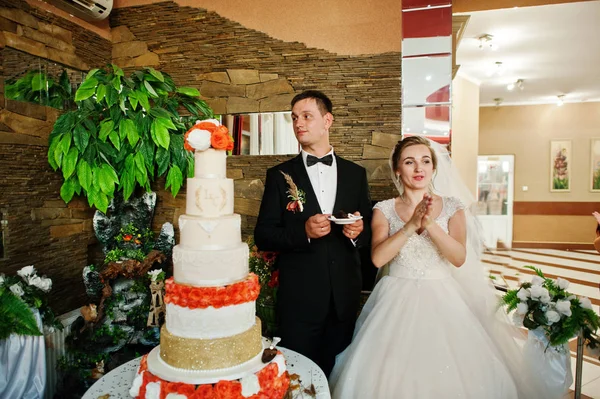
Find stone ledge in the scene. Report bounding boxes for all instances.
[49,222,83,238]
[0,109,53,138]
[234,197,261,217]
[0,7,39,30]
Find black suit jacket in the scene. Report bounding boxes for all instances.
[254,154,372,323]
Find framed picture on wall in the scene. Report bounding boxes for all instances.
[590,138,600,192]
[550,139,571,192]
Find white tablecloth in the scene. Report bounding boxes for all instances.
[82,346,330,399]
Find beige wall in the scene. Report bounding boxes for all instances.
[113,0,402,55]
[451,75,480,197]
[479,102,600,202]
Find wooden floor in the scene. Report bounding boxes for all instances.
[484,248,600,399]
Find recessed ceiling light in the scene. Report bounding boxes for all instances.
[425,75,432,81]
[556,95,565,106]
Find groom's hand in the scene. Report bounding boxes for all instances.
[306,214,331,239]
[343,211,363,240]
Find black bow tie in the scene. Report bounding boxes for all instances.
[306,154,333,167]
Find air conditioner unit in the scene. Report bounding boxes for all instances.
[46,0,113,21]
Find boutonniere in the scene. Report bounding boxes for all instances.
[280,171,306,213]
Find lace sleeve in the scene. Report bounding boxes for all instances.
[445,196,465,218]
[373,199,394,222]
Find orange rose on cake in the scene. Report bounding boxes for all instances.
[184,119,234,152]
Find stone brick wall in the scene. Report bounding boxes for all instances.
[112,1,401,240]
[0,0,111,314]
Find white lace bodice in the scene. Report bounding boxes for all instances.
[374,197,465,280]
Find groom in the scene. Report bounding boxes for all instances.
[254,90,372,376]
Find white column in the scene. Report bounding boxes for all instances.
[260,113,274,155]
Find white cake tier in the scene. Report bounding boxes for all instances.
[186,177,234,218]
[179,214,241,250]
[195,148,226,178]
[173,243,248,286]
[165,301,256,339]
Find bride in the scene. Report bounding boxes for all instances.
[329,136,539,398]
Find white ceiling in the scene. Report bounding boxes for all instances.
[456,1,600,106]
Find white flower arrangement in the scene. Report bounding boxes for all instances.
[502,266,599,348]
[0,265,62,338]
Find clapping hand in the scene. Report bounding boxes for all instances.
[406,194,433,232]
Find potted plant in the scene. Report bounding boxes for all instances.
[47,64,214,213]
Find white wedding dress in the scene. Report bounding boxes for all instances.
[329,197,520,399]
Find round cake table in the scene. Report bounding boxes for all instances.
[82,346,331,399]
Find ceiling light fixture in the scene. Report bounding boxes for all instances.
[478,34,498,51]
[507,79,524,91]
[487,61,505,77]
[493,98,503,107]
[556,95,565,106]
[425,75,432,81]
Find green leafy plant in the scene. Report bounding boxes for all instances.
[47,64,214,213]
[104,223,155,263]
[5,70,73,109]
[503,266,599,348]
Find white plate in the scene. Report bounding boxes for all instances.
[328,215,363,225]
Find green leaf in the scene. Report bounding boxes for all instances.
[47,137,60,170]
[139,139,154,168]
[76,159,93,191]
[62,147,78,179]
[96,84,106,103]
[0,289,42,339]
[59,132,72,155]
[99,120,114,142]
[119,96,127,113]
[74,78,98,101]
[112,75,121,91]
[73,124,89,153]
[147,68,164,82]
[60,177,77,203]
[54,142,64,167]
[121,169,136,201]
[176,87,200,97]
[144,81,158,98]
[112,64,124,77]
[86,68,100,80]
[156,117,176,130]
[156,146,170,176]
[105,85,118,107]
[127,124,140,147]
[31,72,47,92]
[136,91,150,111]
[151,119,170,149]
[134,152,147,186]
[95,191,109,213]
[128,92,139,111]
[165,165,183,197]
[108,130,121,151]
[97,164,117,195]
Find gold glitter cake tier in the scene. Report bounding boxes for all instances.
[159,318,262,370]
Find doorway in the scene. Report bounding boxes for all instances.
[475,155,514,249]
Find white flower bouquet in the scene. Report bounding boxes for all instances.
[0,265,62,339]
[503,266,599,348]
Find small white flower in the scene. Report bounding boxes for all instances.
[17,265,36,280]
[539,291,551,304]
[512,312,524,327]
[186,129,211,151]
[147,269,163,282]
[0,274,5,286]
[531,276,545,286]
[28,275,42,288]
[517,288,530,301]
[530,285,549,301]
[555,299,572,317]
[38,278,52,292]
[579,297,593,310]
[9,283,24,297]
[567,295,576,301]
[545,310,561,325]
[555,277,570,290]
[516,302,529,315]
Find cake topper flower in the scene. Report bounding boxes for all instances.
[184,119,234,152]
[280,171,305,213]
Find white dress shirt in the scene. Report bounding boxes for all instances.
[301,147,337,214]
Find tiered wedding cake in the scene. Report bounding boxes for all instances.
[130,120,290,399]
